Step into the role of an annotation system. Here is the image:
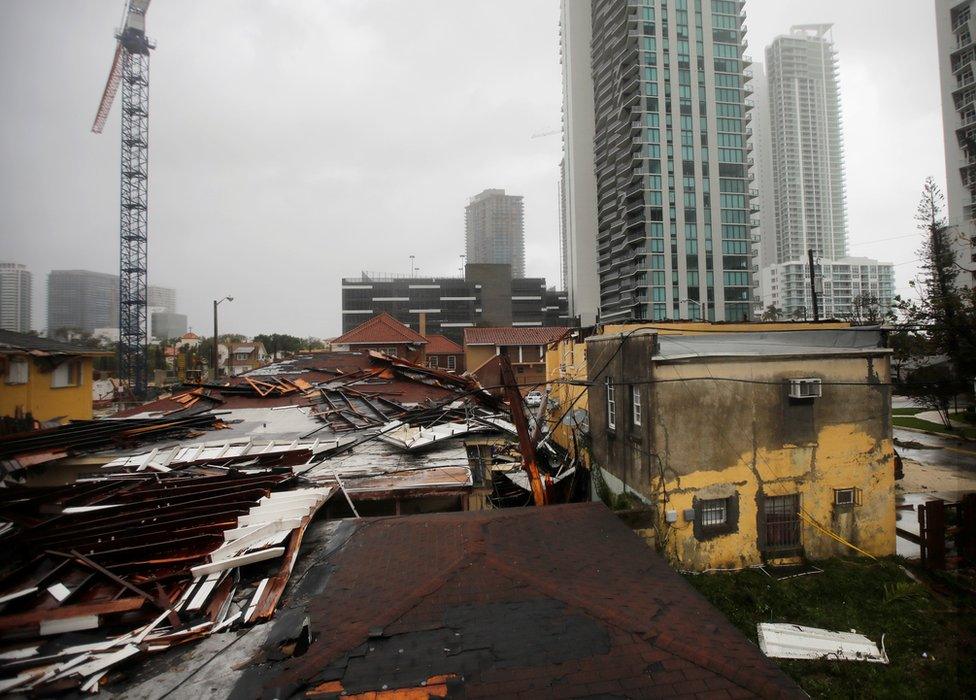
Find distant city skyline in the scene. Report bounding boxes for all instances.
[0,1,946,335]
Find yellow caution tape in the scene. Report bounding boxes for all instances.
[798,509,878,560]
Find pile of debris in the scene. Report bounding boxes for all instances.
[0,349,583,693]
[0,471,330,693]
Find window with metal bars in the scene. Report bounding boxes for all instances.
[700,498,728,526]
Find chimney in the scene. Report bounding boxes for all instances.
[419,312,427,339]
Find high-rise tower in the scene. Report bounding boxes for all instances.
[935,0,976,289]
[765,25,847,264]
[758,25,894,319]
[560,0,601,325]
[464,190,526,278]
[575,0,756,322]
[0,262,32,333]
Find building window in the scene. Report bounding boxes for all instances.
[700,498,728,527]
[427,356,439,368]
[5,357,29,385]
[693,493,739,540]
[51,360,81,388]
[381,347,398,357]
[447,355,456,371]
[606,378,616,430]
[834,488,862,506]
[632,386,642,427]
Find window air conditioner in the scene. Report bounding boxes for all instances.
[788,378,822,399]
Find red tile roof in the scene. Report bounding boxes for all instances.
[464,326,571,346]
[334,313,427,346]
[423,333,463,355]
[260,503,801,698]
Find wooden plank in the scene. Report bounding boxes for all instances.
[0,597,145,630]
[189,547,285,577]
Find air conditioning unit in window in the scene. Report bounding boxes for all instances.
[788,378,822,399]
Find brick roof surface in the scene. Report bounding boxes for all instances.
[463,326,571,346]
[334,312,428,346]
[253,503,801,699]
[424,333,463,355]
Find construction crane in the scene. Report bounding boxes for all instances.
[92,0,154,398]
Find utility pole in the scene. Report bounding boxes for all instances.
[212,295,233,379]
[807,249,820,322]
[212,300,219,379]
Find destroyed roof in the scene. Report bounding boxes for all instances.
[233,503,801,698]
[333,312,427,346]
[0,329,111,357]
[423,333,463,355]
[463,326,572,346]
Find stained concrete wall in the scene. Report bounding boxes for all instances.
[586,332,896,570]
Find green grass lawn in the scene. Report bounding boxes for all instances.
[684,558,975,698]
[891,407,925,416]
[949,410,976,426]
[892,415,976,439]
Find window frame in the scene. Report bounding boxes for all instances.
[606,377,616,430]
[51,359,81,389]
[5,357,29,385]
[632,385,642,427]
[693,493,739,540]
[699,498,728,527]
[447,355,457,371]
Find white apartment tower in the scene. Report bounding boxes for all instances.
[935,0,976,289]
[0,262,33,333]
[758,25,893,318]
[766,25,847,263]
[560,0,601,325]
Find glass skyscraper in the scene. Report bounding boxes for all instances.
[565,0,755,322]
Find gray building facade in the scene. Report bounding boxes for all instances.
[0,262,32,333]
[151,312,188,341]
[465,190,526,278]
[341,264,571,344]
[47,269,119,335]
[583,0,756,323]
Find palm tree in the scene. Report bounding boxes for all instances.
[761,304,783,322]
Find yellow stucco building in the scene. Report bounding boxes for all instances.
[548,322,895,571]
[0,330,106,423]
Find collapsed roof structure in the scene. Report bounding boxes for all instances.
[0,349,583,694]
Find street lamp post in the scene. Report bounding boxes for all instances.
[681,298,706,322]
[212,295,233,379]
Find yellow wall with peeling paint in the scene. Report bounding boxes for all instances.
[0,356,94,422]
[581,328,896,571]
[650,356,895,569]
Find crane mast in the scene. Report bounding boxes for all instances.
[92,0,153,398]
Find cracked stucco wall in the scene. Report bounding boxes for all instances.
[586,333,896,570]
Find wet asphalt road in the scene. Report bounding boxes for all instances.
[893,427,976,473]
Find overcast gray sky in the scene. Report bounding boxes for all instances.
[0,0,945,337]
